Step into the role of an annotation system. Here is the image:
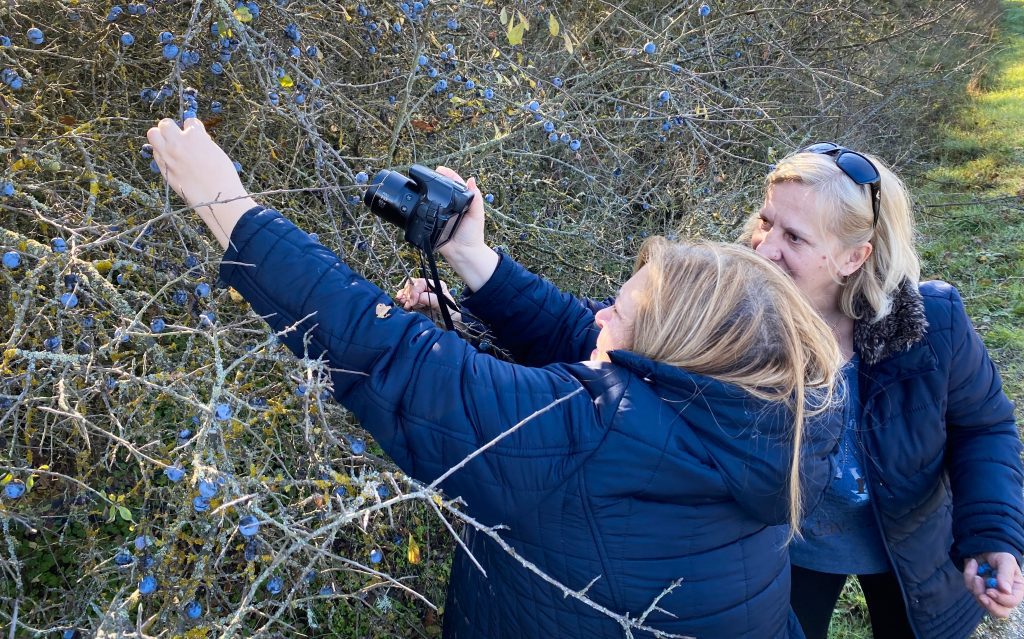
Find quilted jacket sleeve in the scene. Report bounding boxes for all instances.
[941,285,1024,566]
[459,252,608,366]
[218,208,613,525]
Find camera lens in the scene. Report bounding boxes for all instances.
[363,170,419,229]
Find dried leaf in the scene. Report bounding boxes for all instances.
[564,33,574,54]
[548,14,560,37]
[499,7,509,25]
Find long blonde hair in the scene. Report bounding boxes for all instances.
[757,151,921,323]
[630,238,843,537]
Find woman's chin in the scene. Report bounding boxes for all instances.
[590,349,609,363]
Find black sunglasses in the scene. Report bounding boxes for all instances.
[802,142,881,227]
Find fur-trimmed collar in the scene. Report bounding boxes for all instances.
[852,279,929,366]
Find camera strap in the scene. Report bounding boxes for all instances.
[420,249,460,332]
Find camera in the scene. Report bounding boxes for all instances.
[362,165,474,252]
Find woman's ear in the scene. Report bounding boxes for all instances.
[839,242,873,277]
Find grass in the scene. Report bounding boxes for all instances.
[830,2,1024,638]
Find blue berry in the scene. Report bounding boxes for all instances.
[140,144,153,159]
[527,100,540,112]
[465,79,475,89]
[44,336,61,351]
[569,139,581,152]
[288,45,300,58]
[120,33,135,47]
[392,22,402,33]
[27,28,44,45]
[159,31,174,44]
[198,479,218,499]
[215,403,232,420]
[559,132,571,144]
[51,237,67,253]
[484,193,494,204]
[232,161,242,173]
[699,3,712,17]
[447,18,459,30]
[643,41,656,55]
[552,77,563,88]
[483,87,494,100]
[1,182,13,197]
[417,54,427,66]
[185,600,202,619]
[543,121,554,132]
[178,428,192,439]
[173,290,188,305]
[210,61,224,75]
[659,90,671,102]
[193,495,210,512]
[3,481,25,499]
[669,63,681,73]
[239,515,260,537]
[139,575,158,595]
[0,36,11,47]
[162,43,180,60]
[434,79,447,92]
[164,465,185,482]
[377,485,390,498]
[986,577,999,589]
[59,292,78,308]
[351,438,366,455]
[210,100,223,114]
[266,576,284,594]
[195,282,211,297]
[305,45,317,57]
[355,171,368,184]
[114,550,134,566]
[369,549,383,563]
[151,317,165,333]
[548,132,558,143]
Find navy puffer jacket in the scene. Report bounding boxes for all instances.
[846,281,1024,639]
[219,208,834,638]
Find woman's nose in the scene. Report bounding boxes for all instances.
[594,307,609,328]
[755,233,781,261]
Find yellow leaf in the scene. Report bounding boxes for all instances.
[499,7,508,25]
[279,74,294,88]
[407,535,421,564]
[432,494,443,506]
[11,157,37,172]
[89,181,99,197]
[491,47,501,59]
[507,17,523,45]
[564,33,574,54]
[548,14,560,37]
[228,287,244,303]
[232,6,252,23]
[94,259,113,273]
[518,11,529,30]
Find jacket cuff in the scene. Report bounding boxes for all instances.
[220,205,273,267]
[461,251,528,316]
[950,539,1024,571]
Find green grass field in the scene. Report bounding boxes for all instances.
[830,2,1024,637]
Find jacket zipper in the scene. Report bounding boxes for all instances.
[859,382,923,639]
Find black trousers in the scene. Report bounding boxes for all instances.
[791,564,916,639]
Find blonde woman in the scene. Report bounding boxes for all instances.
[147,117,842,638]
[407,144,1024,639]
[738,145,1024,638]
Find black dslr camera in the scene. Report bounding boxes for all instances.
[362,165,474,252]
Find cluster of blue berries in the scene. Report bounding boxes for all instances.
[2,68,24,91]
[106,3,148,21]
[977,562,1000,590]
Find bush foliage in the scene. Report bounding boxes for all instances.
[0,1,1001,637]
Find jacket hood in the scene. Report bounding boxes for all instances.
[608,349,799,526]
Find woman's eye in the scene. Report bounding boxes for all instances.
[786,232,801,243]
[759,218,771,230]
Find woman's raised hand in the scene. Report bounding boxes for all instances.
[146,118,258,249]
[430,166,499,293]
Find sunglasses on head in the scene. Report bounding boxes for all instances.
[802,142,881,227]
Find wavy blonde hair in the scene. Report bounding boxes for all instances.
[747,151,921,323]
[630,238,843,537]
